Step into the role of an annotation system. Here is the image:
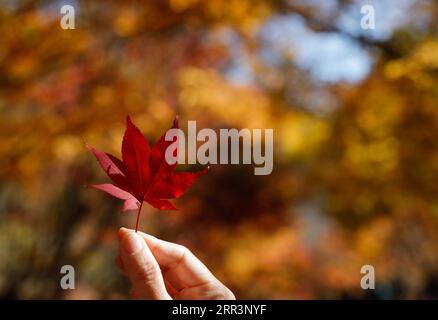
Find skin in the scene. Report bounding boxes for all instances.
[116,227,236,300]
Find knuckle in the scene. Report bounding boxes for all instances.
[204,281,235,300]
[176,244,190,256]
[173,245,190,266]
[131,257,159,284]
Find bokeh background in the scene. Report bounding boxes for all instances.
[1,0,438,299]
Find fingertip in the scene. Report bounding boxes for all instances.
[117,227,124,239]
[121,231,144,255]
[118,227,132,239]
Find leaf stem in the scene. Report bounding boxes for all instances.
[135,201,143,233]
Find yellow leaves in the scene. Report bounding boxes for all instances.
[91,86,115,108]
[17,154,41,186]
[85,125,124,158]
[204,0,271,34]
[342,88,402,179]
[384,61,405,79]
[278,112,330,159]
[344,133,399,179]
[8,55,39,81]
[53,135,83,162]
[113,7,140,37]
[144,100,175,125]
[356,94,402,137]
[385,40,438,89]
[170,0,199,12]
[178,67,272,128]
[355,218,392,259]
[413,40,438,68]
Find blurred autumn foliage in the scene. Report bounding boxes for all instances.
[1,0,438,299]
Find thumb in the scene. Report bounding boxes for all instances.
[118,228,171,300]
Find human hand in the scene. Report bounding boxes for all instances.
[115,227,235,300]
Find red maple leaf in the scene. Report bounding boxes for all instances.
[87,115,207,232]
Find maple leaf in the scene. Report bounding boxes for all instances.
[87,115,207,232]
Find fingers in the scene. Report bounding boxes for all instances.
[118,228,171,300]
[174,281,235,300]
[164,277,179,298]
[116,228,235,300]
[117,256,178,298]
[134,230,225,293]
